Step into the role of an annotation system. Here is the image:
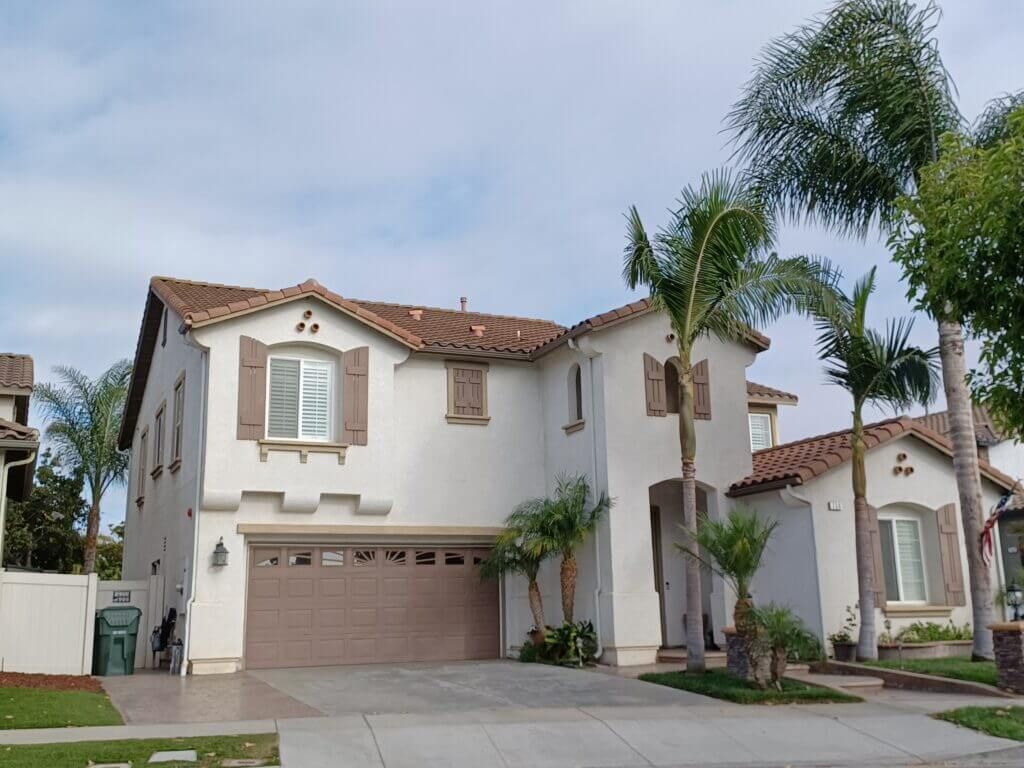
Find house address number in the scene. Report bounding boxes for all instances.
[112,590,131,603]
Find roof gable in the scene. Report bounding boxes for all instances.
[746,380,798,405]
[728,416,1015,496]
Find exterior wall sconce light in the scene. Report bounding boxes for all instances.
[212,537,229,567]
[1008,584,1023,620]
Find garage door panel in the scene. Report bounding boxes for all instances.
[246,545,499,669]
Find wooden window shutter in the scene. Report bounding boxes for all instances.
[643,353,666,417]
[237,336,268,440]
[342,347,369,445]
[693,359,711,420]
[452,367,485,417]
[936,503,966,606]
[867,506,887,604]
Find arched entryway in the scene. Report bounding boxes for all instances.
[649,479,717,650]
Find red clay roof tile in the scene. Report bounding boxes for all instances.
[746,380,798,404]
[0,354,33,391]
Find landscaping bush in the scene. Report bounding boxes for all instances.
[544,620,598,666]
[895,621,972,643]
[752,604,817,688]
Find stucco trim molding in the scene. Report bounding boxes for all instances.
[882,604,955,619]
[562,419,585,435]
[355,496,393,516]
[236,523,503,541]
[258,439,348,464]
[203,489,243,512]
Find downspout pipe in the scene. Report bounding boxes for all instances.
[179,332,209,676]
[0,448,39,567]
[569,336,604,659]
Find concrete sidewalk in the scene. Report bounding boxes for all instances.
[277,702,1019,768]
[0,718,277,746]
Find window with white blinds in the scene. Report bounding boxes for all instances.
[748,412,773,451]
[879,517,927,602]
[267,357,333,441]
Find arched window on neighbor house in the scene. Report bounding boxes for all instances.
[569,363,583,422]
[665,358,681,414]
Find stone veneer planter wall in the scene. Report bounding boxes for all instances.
[990,621,1024,695]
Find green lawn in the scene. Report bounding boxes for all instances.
[863,658,998,686]
[639,668,861,705]
[937,706,1024,741]
[0,733,279,768]
[0,687,123,730]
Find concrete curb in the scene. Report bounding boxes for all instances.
[0,718,279,746]
[814,660,1020,699]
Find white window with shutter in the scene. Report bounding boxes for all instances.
[878,516,928,603]
[267,356,334,441]
[748,412,773,451]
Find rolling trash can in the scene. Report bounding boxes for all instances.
[92,606,142,676]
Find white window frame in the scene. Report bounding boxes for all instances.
[266,355,336,443]
[879,514,929,604]
[748,412,774,451]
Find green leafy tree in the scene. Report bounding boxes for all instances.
[95,521,125,580]
[623,169,840,671]
[892,108,1024,439]
[517,474,610,624]
[3,449,87,571]
[728,0,1012,659]
[480,522,547,636]
[34,360,132,574]
[815,268,939,658]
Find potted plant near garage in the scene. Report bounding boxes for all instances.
[828,605,859,662]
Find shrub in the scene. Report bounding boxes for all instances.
[544,620,598,666]
[518,640,541,663]
[895,621,973,643]
[752,604,814,688]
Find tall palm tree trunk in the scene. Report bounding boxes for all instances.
[938,319,995,659]
[527,578,545,632]
[560,553,577,623]
[679,361,705,672]
[83,492,101,575]
[851,411,878,661]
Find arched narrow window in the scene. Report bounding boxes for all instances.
[665,358,681,414]
[568,363,583,422]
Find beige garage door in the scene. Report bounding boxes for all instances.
[245,545,500,669]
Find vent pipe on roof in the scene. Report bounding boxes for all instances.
[471,324,486,338]
[408,309,423,320]
[460,296,468,312]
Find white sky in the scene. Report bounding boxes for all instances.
[0,1,1019,526]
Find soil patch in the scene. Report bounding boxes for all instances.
[0,672,104,693]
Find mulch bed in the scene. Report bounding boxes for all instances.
[0,672,104,693]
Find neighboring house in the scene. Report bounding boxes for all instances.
[915,408,1024,604]
[746,381,798,451]
[0,354,40,565]
[729,417,1014,641]
[120,278,775,673]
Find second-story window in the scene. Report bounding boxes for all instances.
[749,412,773,451]
[171,374,185,468]
[268,357,333,441]
[137,428,148,503]
[152,404,166,475]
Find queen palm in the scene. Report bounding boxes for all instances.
[624,169,840,671]
[816,268,939,659]
[728,0,1012,658]
[34,360,132,574]
[480,523,547,637]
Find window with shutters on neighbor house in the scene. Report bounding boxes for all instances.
[643,354,711,420]
[878,516,927,603]
[748,412,773,451]
[446,361,489,425]
[267,356,334,441]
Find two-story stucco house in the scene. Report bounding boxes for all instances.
[121,277,1017,674]
[0,354,39,563]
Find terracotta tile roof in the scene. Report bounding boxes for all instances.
[0,354,33,391]
[150,277,566,355]
[746,380,798,405]
[533,297,771,356]
[728,416,1015,496]
[0,417,38,443]
[915,407,1005,447]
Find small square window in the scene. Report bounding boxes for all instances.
[321,549,344,567]
[415,550,436,566]
[354,549,377,566]
[288,550,312,566]
[445,552,465,566]
[254,550,280,567]
[385,550,407,566]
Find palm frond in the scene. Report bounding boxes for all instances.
[973,90,1024,149]
[676,507,778,600]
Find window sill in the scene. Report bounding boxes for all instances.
[258,439,348,464]
[446,414,490,426]
[562,419,585,435]
[883,604,954,618]
[150,465,163,479]
[168,457,182,474]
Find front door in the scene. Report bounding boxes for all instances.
[650,506,667,647]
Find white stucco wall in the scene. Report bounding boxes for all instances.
[988,440,1024,485]
[742,433,1007,643]
[0,394,15,422]
[122,306,204,630]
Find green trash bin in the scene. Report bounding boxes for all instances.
[92,606,142,676]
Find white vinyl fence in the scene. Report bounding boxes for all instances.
[0,569,163,675]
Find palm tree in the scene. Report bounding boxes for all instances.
[728,0,1012,659]
[480,522,548,638]
[623,169,840,671]
[816,268,939,658]
[677,507,778,634]
[519,474,610,624]
[34,360,132,574]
